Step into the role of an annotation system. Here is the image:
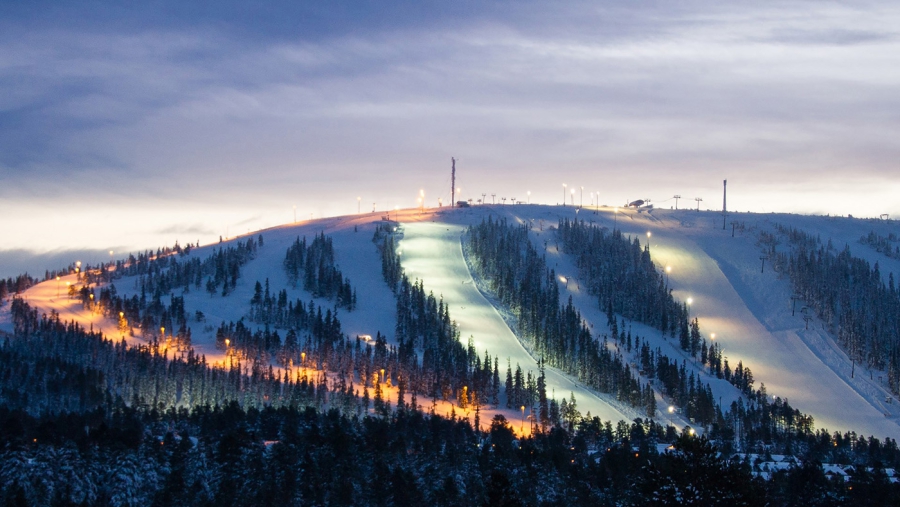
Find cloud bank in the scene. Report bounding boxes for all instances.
[2,0,899,266]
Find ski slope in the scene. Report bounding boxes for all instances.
[3,204,900,439]
[475,204,900,439]
[395,218,635,424]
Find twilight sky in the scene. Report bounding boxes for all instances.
[2,0,899,277]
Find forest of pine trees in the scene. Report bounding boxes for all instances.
[75,237,261,297]
[768,224,900,393]
[860,230,900,260]
[465,217,707,420]
[4,220,900,504]
[3,296,900,505]
[375,222,519,421]
[556,218,773,406]
[284,233,356,309]
[464,217,828,449]
[0,274,38,302]
[556,217,686,334]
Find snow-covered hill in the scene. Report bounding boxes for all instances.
[2,204,899,440]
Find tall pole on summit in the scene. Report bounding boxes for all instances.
[451,158,456,208]
[722,179,727,230]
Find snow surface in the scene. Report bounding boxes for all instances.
[3,204,900,440]
[394,217,635,424]
[470,204,900,439]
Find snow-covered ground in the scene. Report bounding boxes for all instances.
[3,204,900,439]
[395,218,637,424]
[473,205,900,439]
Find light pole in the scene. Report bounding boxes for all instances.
[521,405,526,431]
[527,191,531,204]
[56,276,61,299]
[646,231,652,253]
[562,184,567,206]
[580,186,583,208]
[665,265,671,286]
[570,188,575,206]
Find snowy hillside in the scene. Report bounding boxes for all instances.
[3,204,899,440]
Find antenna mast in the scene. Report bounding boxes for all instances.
[451,157,456,208]
[722,179,727,229]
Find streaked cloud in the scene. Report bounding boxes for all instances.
[1,0,899,275]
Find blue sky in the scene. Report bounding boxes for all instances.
[2,0,899,277]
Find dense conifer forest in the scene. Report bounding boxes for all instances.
[766,225,900,394]
[0,274,38,302]
[464,217,659,419]
[3,297,900,505]
[284,233,356,309]
[860,230,900,260]
[2,224,900,505]
[463,217,876,453]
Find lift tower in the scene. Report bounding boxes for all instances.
[451,158,456,208]
[722,179,727,229]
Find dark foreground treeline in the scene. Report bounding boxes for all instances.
[3,400,900,506]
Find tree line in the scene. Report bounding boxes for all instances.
[5,228,900,504]
[0,274,37,304]
[2,310,899,507]
[860,230,900,260]
[466,217,692,420]
[377,222,552,427]
[284,233,356,309]
[768,224,900,393]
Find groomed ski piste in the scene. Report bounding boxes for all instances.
[3,204,899,440]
